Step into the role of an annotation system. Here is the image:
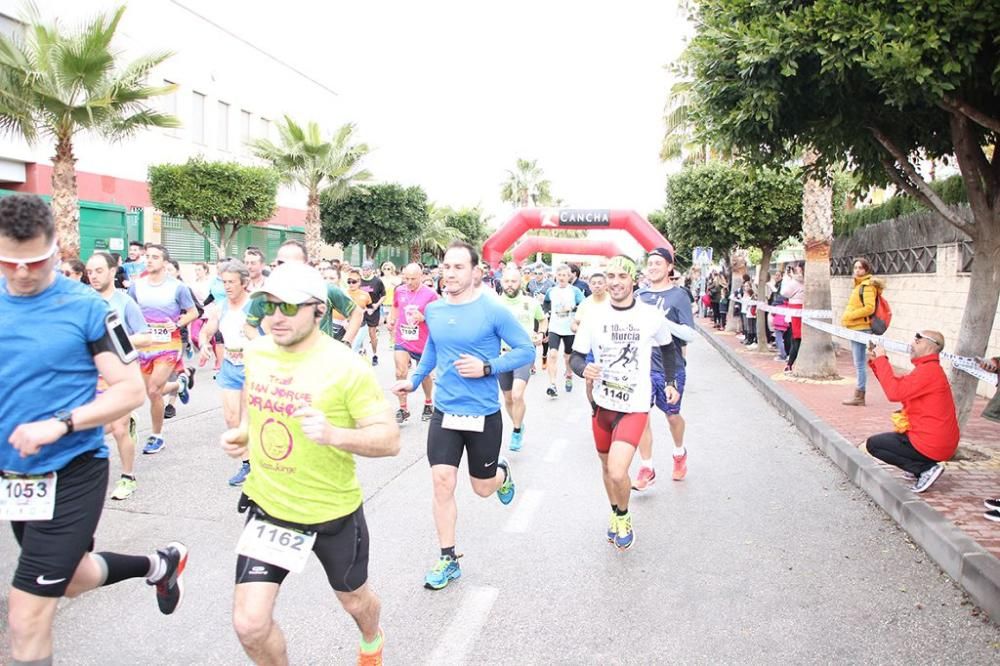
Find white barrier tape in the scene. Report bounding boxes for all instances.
[750,301,833,320]
[802,318,999,387]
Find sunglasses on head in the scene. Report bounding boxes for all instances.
[914,332,941,347]
[262,300,321,316]
[0,243,58,271]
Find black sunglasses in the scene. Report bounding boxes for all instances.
[262,300,321,316]
[347,279,360,284]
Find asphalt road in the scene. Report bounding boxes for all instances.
[2,333,999,665]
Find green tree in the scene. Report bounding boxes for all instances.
[0,4,178,257]
[441,206,490,247]
[680,0,1000,420]
[148,159,278,258]
[320,183,428,261]
[251,116,371,261]
[660,162,802,346]
[500,158,553,207]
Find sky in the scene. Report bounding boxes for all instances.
[184,0,690,231]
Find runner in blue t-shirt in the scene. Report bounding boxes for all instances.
[391,242,534,591]
[87,251,152,501]
[0,195,187,664]
[633,247,698,490]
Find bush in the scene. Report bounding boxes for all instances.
[837,174,967,237]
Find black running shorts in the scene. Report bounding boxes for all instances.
[235,503,370,593]
[426,409,503,479]
[363,309,381,328]
[547,332,575,354]
[10,451,107,598]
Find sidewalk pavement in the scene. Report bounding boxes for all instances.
[697,316,1000,621]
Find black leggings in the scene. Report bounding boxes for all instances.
[784,329,801,368]
[866,432,937,476]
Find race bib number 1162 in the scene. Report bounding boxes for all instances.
[235,515,316,573]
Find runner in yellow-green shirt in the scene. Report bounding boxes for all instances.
[220,262,399,666]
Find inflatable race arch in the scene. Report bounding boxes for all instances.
[481,208,673,268]
[509,237,625,264]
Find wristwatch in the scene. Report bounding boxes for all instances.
[54,409,75,434]
[483,362,493,377]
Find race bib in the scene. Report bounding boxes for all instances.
[149,325,172,343]
[441,414,485,432]
[0,472,56,521]
[400,324,419,342]
[224,348,244,365]
[235,515,317,573]
[599,376,636,412]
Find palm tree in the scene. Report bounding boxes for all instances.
[0,5,179,257]
[251,116,371,261]
[500,158,553,207]
[411,205,464,262]
[660,79,731,165]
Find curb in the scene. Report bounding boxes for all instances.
[698,324,1000,622]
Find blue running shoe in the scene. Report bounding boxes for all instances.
[143,436,165,455]
[228,461,250,487]
[509,427,523,452]
[424,556,461,590]
[496,457,515,505]
[177,374,190,405]
[607,513,618,543]
[614,512,634,550]
[565,376,573,393]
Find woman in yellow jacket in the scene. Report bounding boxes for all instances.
[841,257,882,406]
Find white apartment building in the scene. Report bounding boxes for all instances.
[0,0,342,262]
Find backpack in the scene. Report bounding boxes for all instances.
[860,285,892,335]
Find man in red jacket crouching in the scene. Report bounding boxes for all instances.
[864,330,959,494]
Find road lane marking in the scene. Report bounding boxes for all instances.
[503,490,544,533]
[544,437,569,463]
[426,585,499,665]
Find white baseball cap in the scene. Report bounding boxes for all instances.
[250,263,327,304]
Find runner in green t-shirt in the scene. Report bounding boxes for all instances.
[221,262,399,665]
[498,267,547,451]
[242,240,362,344]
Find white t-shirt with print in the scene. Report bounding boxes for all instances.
[573,300,672,413]
[546,284,584,336]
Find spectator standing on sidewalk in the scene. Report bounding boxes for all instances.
[841,258,882,406]
[780,264,804,373]
[979,357,1000,522]
[864,330,959,493]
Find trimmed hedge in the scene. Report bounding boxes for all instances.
[836,174,967,237]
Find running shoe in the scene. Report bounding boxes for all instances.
[546,384,557,398]
[372,354,379,367]
[128,414,137,441]
[143,436,165,455]
[163,404,176,419]
[110,475,137,500]
[565,376,573,393]
[911,464,944,493]
[421,404,433,421]
[177,374,190,405]
[607,513,618,543]
[186,367,196,389]
[228,461,251,487]
[395,408,410,424]
[148,541,188,615]
[672,452,688,481]
[509,428,524,452]
[496,457,515,505]
[632,466,656,491]
[985,498,1000,511]
[614,513,634,550]
[424,555,461,590]
[358,628,384,666]
[986,510,1000,523]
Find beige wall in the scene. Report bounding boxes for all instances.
[829,243,999,397]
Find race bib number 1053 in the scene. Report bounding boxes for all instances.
[0,473,56,521]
